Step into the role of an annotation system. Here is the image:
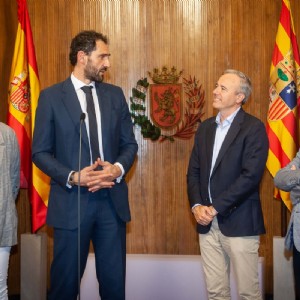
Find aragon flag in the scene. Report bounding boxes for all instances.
[7,0,50,232]
[266,0,300,211]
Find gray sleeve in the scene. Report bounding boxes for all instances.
[10,131,20,200]
[274,150,300,192]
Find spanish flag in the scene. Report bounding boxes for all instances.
[7,0,49,232]
[266,0,300,211]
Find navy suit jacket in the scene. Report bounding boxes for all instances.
[32,77,138,229]
[187,108,268,236]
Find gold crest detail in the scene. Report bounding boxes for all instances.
[148,66,183,84]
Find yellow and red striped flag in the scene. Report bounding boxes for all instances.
[266,0,300,211]
[7,0,49,232]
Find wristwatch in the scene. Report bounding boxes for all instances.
[68,171,76,186]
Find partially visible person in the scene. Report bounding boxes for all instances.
[187,69,268,299]
[0,122,20,300]
[274,150,300,299]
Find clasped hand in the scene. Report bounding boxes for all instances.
[192,205,218,226]
[74,158,122,192]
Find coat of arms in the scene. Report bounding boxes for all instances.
[9,71,30,115]
[130,66,205,142]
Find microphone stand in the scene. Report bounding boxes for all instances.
[78,113,85,300]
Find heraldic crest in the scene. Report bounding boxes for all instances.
[130,66,205,142]
[9,71,30,117]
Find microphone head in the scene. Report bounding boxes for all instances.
[80,113,86,121]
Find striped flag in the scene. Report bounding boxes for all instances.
[7,0,49,232]
[266,0,300,211]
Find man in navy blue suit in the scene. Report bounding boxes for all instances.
[187,69,268,300]
[32,31,138,300]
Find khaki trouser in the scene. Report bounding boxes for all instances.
[199,218,262,300]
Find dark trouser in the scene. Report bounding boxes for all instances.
[294,245,300,300]
[48,189,127,300]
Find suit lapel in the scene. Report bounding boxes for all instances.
[211,109,245,175]
[61,78,89,149]
[206,119,217,173]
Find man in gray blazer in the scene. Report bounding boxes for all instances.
[274,151,300,299]
[0,122,20,299]
[32,31,138,300]
[187,69,268,299]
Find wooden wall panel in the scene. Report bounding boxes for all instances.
[0,0,299,295]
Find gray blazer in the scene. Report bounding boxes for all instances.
[274,149,300,251]
[0,122,20,246]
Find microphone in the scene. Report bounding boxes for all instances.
[78,112,85,300]
[80,112,86,122]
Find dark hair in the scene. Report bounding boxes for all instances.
[69,30,108,66]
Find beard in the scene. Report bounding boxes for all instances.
[84,60,107,83]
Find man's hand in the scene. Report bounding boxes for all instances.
[72,159,122,192]
[86,159,122,192]
[208,206,218,217]
[72,161,99,186]
[96,158,122,179]
[192,205,215,226]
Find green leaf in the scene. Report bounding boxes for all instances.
[277,68,289,81]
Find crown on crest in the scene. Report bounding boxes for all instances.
[148,66,183,84]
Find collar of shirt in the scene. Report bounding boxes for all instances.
[70,73,98,113]
[215,106,241,128]
[71,73,95,91]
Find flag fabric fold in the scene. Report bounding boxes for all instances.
[7,0,49,232]
[266,0,300,211]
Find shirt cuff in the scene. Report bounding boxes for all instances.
[114,162,124,183]
[66,170,75,189]
[192,203,201,210]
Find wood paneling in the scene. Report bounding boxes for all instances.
[0,0,298,295]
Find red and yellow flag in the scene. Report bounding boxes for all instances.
[266,0,300,211]
[7,0,49,232]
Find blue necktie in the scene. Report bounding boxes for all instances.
[81,86,101,163]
